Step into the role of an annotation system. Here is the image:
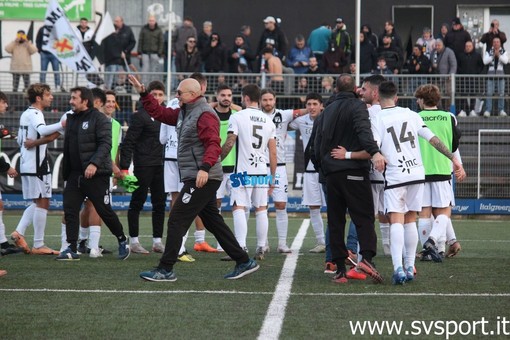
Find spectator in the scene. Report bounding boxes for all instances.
[287,34,313,74]
[4,30,37,92]
[416,27,436,59]
[175,37,202,77]
[436,23,449,41]
[120,80,166,254]
[481,19,507,50]
[36,26,63,92]
[372,56,393,75]
[305,56,323,92]
[483,37,508,117]
[322,42,348,74]
[406,44,431,110]
[377,34,403,74]
[362,24,379,48]
[348,62,356,74]
[201,33,228,73]
[320,76,335,94]
[261,47,284,93]
[430,39,457,74]
[197,21,213,53]
[228,34,255,73]
[74,17,95,58]
[172,16,197,54]
[379,21,403,51]
[352,31,377,74]
[457,40,484,117]
[137,15,164,85]
[239,25,252,49]
[444,17,472,60]
[295,76,309,94]
[331,18,352,71]
[257,16,289,63]
[307,22,331,62]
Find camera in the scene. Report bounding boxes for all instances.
[491,23,495,28]
[16,33,27,41]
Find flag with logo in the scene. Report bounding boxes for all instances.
[41,0,96,73]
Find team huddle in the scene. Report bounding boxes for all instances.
[0,71,465,285]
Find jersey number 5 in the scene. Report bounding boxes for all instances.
[252,125,263,149]
[386,122,416,153]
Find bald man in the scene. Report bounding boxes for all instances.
[130,76,259,281]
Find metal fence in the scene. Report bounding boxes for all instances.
[0,71,509,199]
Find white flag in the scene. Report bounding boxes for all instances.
[94,11,116,45]
[41,0,96,73]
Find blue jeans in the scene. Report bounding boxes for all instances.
[486,78,506,113]
[105,64,123,90]
[40,51,61,87]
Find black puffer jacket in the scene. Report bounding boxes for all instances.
[120,102,163,169]
[63,108,112,180]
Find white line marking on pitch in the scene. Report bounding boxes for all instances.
[257,219,310,340]
[0,288,508,297]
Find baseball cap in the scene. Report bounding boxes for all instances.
[263,16,276,23]
[452,17,461,25]
[336,18,343,23]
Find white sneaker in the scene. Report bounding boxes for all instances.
[130,242,150,254]
[277,244,292,253]
[89,247,103,258]
[457,110,467,117]
[309,244,326,253]
[499,110,508,116]
[483,111,491,117]
[469,110,478,117]
[152,242,165,253]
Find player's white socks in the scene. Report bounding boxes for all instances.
[446,218,457,245]
[16,202,36,235]
[245,208,250,222]
[429,214,449,245]
[255,210,269,248]
[130,236,140,245]
[390,223,404,271]
[403,222,418,269]
[233,209,247,248]
[0,211,7,243]
[194,229,205,243]
[275,209,288,246]
[79,227,89,241]
[88,226,101,250]
[379,222,390,247]
[309,209,325,245]
[418,217,433,247]
[179,230,189,255]
[153,237,162,244]
[60,223,69,252]
[32,207,48,248]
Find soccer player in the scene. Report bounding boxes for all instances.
[259,89,311,253]
[11,84,64,255]
[415,84,466,262]
[371,81,464,284]
[0,91,20,262]
[221,84,277,260]
[288,93,327,253]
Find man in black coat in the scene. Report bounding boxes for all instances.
[457,41,484,116]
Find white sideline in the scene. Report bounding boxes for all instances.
[257,219,310,340]
[0,288,508,297]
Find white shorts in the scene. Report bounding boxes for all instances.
[270,165,288,203]
[422,181,454,208]
[21,175,52,200]
[230,186,268,208]
[384,183,424,214]
[371,183,385,215]
[216,173,232,199]
[164,160,183,193]
[302,172,325,206]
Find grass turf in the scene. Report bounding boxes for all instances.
[0,214,509,339]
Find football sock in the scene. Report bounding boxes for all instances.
[16,203,36,235]
[0,211,6,243]
[446,218,457,245]
[194,229,205,243]
[403,222,418,269]
[309,208,325,245]
[379,222,390,247]
[255,209,269,248]
[275,209,288,246]
[390,223,404,271]
[130,236,140,244]
[429,214,448,244]
[233,208,247,249]
[79,226,89,241]
[33,207,48,248]
[418,217,432,247]
[88,226,101,250]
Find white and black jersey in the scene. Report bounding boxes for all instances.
[267,109,294,164]
[371,106,435,189]
[229,107,276,176]
[17,106,62,176]
[368,104,385,184]
[289,114,316,171]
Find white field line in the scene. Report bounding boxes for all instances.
[257,219,310,340]
[0,288,508,298]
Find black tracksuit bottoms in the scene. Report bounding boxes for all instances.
[158,179,249,271]
[326,169,378,267]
